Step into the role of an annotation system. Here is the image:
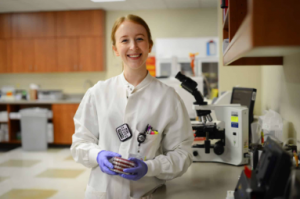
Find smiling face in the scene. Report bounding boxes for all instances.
[113,20,152,71]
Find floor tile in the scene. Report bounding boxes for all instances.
[36,169,84,179]
[46,149,62,153]
[0,189,57,199]
[64,156,74,161]
[0,160,40,168]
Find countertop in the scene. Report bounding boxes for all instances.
[153,162,243,199]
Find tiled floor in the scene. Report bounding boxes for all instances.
[0,147,90,199]
[0,147,244,199]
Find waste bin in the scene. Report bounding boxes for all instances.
[20,108,49,151]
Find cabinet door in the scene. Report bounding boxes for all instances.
[0,40,11,73]
[11,39,34,73]
[52,104,79,144]
[11,12,56,38]
[78,37,104,72]
[34,38,57,73]
[56,38,78,72]
[0,14,11,39]
[56,10,105,37]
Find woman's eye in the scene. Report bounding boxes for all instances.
[121,39,128,43]
[136,38,144,41]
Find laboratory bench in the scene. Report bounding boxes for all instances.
[0,99,80,145]
[153,162,243,199]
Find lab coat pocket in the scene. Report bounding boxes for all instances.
[139,133,162,160]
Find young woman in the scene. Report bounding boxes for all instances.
[71,14,194,199]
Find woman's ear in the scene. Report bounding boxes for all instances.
[112,45,119,56]
[149,44,153,53]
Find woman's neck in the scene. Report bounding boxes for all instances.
[123,68,148,87]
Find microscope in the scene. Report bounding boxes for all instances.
[175,72,249,166]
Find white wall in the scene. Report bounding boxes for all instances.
[0,8,218,94]
[261,54,300,148]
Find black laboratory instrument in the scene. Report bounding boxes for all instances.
[234,137,294,199]
[175,72,225,155]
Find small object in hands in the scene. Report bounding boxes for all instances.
[97,150,122,175]
[121,157,148,181]
[109,157,136,175]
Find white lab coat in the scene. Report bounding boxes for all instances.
[71,72,194,199]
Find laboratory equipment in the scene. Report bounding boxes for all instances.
[37,90,63,100]
[189,53,199,76]
[231,87,257,146]
[234,137,293,199]
[176,72,249,166]
[206,40,216,56]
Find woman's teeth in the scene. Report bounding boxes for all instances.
[128,54,141,58]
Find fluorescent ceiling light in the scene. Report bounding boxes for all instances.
[91,0,125,1]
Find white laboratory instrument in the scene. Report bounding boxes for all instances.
[175,72,249,166]
[191,104,249,166]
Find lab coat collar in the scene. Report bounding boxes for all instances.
[120,71,153,93]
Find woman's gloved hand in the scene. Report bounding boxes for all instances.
[120,157,148,181]
[97,150,121,175]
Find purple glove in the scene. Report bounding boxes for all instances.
[120,157,148,181]
[97,150,121,175]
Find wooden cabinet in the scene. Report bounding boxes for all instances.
[11,39,57,73]
[52,104,79,144]
[78,37,104,72]
[222,0,300,66]
[56,37,78,72]
[11,39,35,73]
[57,37,105,72]
[0,40,11,73]
[11,12,56,38]
[56,10,105,37]
[2,10,105,73]
[0,14,11,39]
[34,38,57,72]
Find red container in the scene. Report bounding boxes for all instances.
[109,157,135,175]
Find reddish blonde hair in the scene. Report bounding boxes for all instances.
[111,14,153,48]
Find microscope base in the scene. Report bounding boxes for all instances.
[192,147,249,166]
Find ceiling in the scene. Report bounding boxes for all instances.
[0,0,218,13]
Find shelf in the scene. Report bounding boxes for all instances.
[0,140,21,144]
[0,121,8,123]
[223,8,229,31]
[223,0,300,66]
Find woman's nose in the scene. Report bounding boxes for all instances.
[130,41,138,50]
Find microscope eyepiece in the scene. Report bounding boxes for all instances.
[175,72,185,82]
[175,72,198,89]
[175,71,207,106]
